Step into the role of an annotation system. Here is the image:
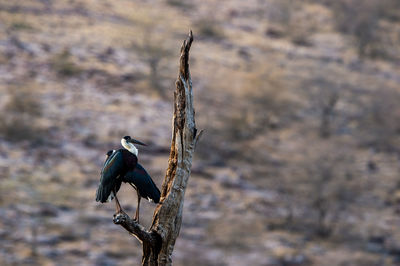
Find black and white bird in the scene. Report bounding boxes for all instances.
[96,136,161,222]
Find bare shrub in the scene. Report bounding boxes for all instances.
[51,49,82,77]
[297,146,363,237]
[195,18,225,40]
[266,0,313,46]
[131,24,172,97]
[357,88,400,152]
[276,140,367,238]
[224,67,292,141]
[165,0,193,10]
[303,78,341,138]
[381,0,400,21]
[0,85,44,143]
[10,21,35,31]
[267,0,295,27]
[333,0,382,58]
[196,66,294,164]
[5,87,42,116]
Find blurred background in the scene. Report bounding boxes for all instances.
[1,0,400,265]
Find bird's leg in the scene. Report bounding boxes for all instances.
[135,190,141,222]
[114,189,123,214]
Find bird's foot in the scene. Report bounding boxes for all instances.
[133,212,140,223]
[113,211,127,224]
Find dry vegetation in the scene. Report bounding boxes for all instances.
[0,0,400,265]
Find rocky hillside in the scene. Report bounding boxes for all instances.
[1,0,400,265]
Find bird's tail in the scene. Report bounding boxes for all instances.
[150,185,161,204]
[128,182,160,203]
[96,183,109,203]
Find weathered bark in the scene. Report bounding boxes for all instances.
[113,31,201,266]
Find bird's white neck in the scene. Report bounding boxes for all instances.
[121,139,138,156]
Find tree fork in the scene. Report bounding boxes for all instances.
[113,31,202,266]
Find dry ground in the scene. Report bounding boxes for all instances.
[1,0,400,265]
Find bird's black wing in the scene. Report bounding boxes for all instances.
[123,163,161,203]
[96,150,124,203]
[101,150,116,173]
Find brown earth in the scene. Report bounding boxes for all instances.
[1,0,400,265]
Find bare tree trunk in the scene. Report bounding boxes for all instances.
[113,31,202,266]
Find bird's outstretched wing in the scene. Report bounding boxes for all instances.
[123,163,161,203]
[96,150,124,203]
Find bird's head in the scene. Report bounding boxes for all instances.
[122,136,147,146]
[121,136,146,156]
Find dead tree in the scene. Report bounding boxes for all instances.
[113,31,202,266]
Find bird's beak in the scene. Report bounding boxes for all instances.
[129,138,147,146]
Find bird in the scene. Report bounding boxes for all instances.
[96,136,161,222]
